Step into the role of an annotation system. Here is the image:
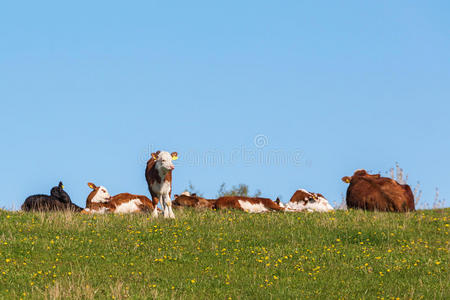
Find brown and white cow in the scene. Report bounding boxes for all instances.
[82,182,154,214]
[145,151,178,218]
[173,192,216,209]
[214,196,283,213]
[342,169,415,212]
[282,189,334,212]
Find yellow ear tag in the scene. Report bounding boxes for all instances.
[172,156,178,161]
[61,185,64,189]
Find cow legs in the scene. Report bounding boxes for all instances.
[151,196,159,218]
[167,196,175,219]
[162,194,175,219]
[160,196,168,217]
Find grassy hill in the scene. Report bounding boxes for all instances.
[0,208,448,299]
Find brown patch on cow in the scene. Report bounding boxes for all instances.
[110,193,153,212]
[214,196,283,212]
[343,169,415,212]
[289,190,326,205]
[173,194,215,210]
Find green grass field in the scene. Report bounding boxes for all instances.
[0,208,448,299]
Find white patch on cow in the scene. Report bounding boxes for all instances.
[286,196,334,212]
[91,186,111,203]
[181,191,191,196]
[115,199,142,213]
[156,151,175,172]
[238,200,269,213]
[285,201,309,212]
[86,207,109,214]
[151,179,174,218]
[151,180,172,201]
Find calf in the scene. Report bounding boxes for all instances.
[342,169,415,212]
[173,193,215,209]
[284,189,334,212]
[83,182,154,214]
[214,196,283,213]
[145,151,178,218]
[21,181,82,212]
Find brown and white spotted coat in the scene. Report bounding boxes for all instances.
[173,193,216,209]
[145,151,178,218]
[214,196,283,213]
[283,189,334,212]
[82,182,154,214]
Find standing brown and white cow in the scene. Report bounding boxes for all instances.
[145,151,178,218]
[342,169,415,212]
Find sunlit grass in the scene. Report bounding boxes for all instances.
[0,209,448,299]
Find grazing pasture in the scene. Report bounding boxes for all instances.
[0,209,448,299]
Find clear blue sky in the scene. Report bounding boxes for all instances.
[1,1,449,209]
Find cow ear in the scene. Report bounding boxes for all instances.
[342,176,351,183]
[171,152,178,161]
[59,181,64,189]
[151,152,158,160]
[87,182,97,189]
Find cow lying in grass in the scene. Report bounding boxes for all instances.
[21,181,82,212]
[173,192,216,209]
[82,182,154,214]
[281,189,334,212]
[342,169,415,212]
[214,196,284,213]
[173,191,333,213]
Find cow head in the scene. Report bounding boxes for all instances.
[342,169,370,183]
[50,181,71,204]
[87,182,111,203]
[275,197,281,205]
[342,176,352,184]
[152,151,178,172]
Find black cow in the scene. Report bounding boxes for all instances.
[21,182,82,212]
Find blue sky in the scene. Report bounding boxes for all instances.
[1,1,449,209]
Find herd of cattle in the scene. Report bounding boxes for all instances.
[21,151,416,218]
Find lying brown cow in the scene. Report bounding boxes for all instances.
[173,193,215,209]
[342,169,415,212]
[214,196,283,213]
